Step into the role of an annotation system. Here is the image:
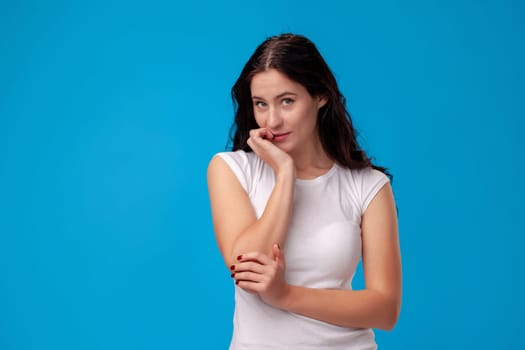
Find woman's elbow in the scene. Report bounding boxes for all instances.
[377,298,401,331]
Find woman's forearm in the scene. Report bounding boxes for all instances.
[230,167,295,263]
[279,286,401,330]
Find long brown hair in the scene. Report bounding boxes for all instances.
[229,33,392,180]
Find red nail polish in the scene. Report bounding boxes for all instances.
[230,265,235,270]
[231,273,235,278]
[235,280,239,285]
[237,255,242,261]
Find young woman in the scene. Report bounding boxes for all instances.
[207,33,401,349]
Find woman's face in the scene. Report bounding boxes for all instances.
[250,69,326,154]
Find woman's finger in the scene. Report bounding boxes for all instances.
[249,128,271,139]
[233,271,266,283]
[249,128,274,147]
[260,129,274,140]
[238,251,274,265]
[233,261,265,274]
[236,280,264,293]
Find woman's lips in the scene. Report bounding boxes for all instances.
[272,132,291,142]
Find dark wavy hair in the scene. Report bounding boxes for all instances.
[229,33,392,180]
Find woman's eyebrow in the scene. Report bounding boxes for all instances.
[251,92,298,100]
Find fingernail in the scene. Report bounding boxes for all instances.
[237,255,242,261]
[230,265,235,270]
[231,273,235,278]
[235,280,239,285]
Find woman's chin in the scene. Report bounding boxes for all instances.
[273,142,292,153]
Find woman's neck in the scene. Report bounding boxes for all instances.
[289,139,334,179]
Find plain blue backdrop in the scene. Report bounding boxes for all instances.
[1,0,523,349]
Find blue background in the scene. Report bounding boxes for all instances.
[1,0,523,348]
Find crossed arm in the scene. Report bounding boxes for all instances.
[230,183,401,330]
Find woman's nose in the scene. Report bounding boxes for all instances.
[266,107,283,129]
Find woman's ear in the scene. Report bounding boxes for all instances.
[317,96,328,109]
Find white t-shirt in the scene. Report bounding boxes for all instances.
[217,150,390,350]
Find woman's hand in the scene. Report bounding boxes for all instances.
[231,244,290,309]
[247,128,294,177]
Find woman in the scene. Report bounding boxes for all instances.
[207,33,401,349]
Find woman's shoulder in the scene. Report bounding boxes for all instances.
[334,165,390,214]
[336,164,389,183]
[211,149,261,168]
[209,150,267,193]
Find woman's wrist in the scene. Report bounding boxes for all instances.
[275,160,295,182]
[273,283,293,310]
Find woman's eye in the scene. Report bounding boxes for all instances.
[282,98,294,106]
[255,101,267,108]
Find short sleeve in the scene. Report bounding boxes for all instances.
[216,151,252,195]
[358,168,390,215]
